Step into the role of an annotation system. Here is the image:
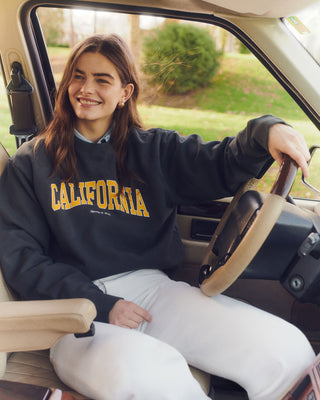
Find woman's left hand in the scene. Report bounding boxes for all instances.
[268,123,311,177]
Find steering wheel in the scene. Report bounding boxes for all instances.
[200,155,298,297]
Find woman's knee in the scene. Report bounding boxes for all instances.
[50,323,208,400]
[244,321,315,400]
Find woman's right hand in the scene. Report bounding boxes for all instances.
[109,299,152,329]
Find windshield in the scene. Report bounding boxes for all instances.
[284,1,320,64]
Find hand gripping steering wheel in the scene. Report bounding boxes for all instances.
[200,155,297,297]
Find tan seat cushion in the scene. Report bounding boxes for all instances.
[4,350,212,398]
[4,350,86,399]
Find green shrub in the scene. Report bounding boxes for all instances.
[237,40,251,54]
[143,22,221,94]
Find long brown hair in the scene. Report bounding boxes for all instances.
[40,34,142,188]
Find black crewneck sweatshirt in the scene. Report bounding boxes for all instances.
[0,115,283,322]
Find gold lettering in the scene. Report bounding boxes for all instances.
[85,181,96,205]
[96,180,107,209]
[51,184,60,211]
[125,187,136,215]
[69,183,81,208]
[60,183,71,210]
[119,192,129,214]
[78,182,87,205]
[107,180,120,211]
[136,189,150,217]
[51,181,150,218]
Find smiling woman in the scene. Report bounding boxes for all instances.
[41,34,142,191]
[68,52,134,142]
[2,1,320,400]
[0,29,317,400]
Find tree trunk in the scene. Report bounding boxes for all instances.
[129,14,141,71]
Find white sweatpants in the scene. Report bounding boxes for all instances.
[50,269,315,400]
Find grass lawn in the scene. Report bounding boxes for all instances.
[1,51,319,197]
[195,54,307,121]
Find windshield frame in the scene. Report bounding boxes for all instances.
[282,1,320,65]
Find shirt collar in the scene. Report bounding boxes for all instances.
[74,126,112,144]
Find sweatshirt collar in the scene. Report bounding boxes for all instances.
[74,125,112,144]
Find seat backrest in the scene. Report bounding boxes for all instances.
[0,142,13,303]
[0,143,14,378]
[0,269,14,302]
[0,143,9,177]
[0,269,14,378]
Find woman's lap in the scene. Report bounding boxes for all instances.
[50,322,209,400]
[51,269,315,400]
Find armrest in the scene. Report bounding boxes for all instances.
[0,298,97,352]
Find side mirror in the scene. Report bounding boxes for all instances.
[302,145,320,196]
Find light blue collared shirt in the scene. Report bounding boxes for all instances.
[74,127,112,144]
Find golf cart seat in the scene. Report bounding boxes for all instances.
[0,143,211,398]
